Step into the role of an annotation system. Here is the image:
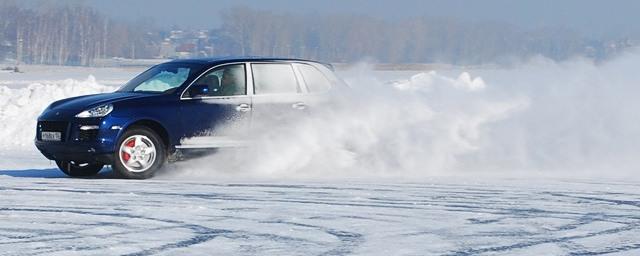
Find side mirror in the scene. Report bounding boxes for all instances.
[188,84,210,98]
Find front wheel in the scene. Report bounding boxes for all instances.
[56,160,104,177]
[112,126,166,179]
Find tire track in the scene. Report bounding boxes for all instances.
[1,177,639,255]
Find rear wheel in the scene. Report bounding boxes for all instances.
[56,160,104,177]
[112,126,166,179]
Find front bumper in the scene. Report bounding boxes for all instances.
[34,113,130,164]
[35,141,114,163]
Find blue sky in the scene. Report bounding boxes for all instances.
[37,0,640,39]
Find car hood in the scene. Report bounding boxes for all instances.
[48,92,155,111]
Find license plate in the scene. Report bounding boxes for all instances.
[41,131,61,141]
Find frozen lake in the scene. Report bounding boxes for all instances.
[2,173,640,255]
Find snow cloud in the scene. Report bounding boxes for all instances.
[168,52,640,181]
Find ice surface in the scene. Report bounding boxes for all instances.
[0,175,639,255]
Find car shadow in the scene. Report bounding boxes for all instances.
[0,167,117,179]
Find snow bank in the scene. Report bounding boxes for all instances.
[0,76,115,150]
[393,71,486,91]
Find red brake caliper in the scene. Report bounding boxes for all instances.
[122,139,135,162]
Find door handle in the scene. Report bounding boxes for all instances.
[291,102,306,110]
[235,103,251,112]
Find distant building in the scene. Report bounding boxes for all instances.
[158,40,176,58]
[156,29,215,59]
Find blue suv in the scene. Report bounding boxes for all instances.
[35,57,340,179]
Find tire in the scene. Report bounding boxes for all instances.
[112,126,166,179]
[56,160,104,177]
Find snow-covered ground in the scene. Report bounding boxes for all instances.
[0,65,143,88]
[2,175,639,255]
[2,56,640,255]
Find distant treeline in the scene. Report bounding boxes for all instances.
[0,1,155,66]
[0,3,632,66]
[217,7,629,65]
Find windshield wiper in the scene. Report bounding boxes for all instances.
[131,90,163,94]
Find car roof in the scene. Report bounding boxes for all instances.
[168,56,329,67]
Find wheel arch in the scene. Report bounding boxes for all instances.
[120,119,172,151]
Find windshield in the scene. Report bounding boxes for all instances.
[118,63,203,93]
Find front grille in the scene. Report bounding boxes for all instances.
[78,129,99,141]
[37,121,69,142]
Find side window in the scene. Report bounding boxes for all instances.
[188,64,246,97]
[252,63,300,94]
[297,64,332,93]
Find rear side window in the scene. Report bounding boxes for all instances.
[252,63,300,94]
[297,64,332,92]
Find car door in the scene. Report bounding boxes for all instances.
[293,62,335,106]
[249,62,309,133]
[177,63,252,148]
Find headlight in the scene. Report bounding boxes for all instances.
[75,104,113,118]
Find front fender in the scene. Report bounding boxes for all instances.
[110,116,177,150]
